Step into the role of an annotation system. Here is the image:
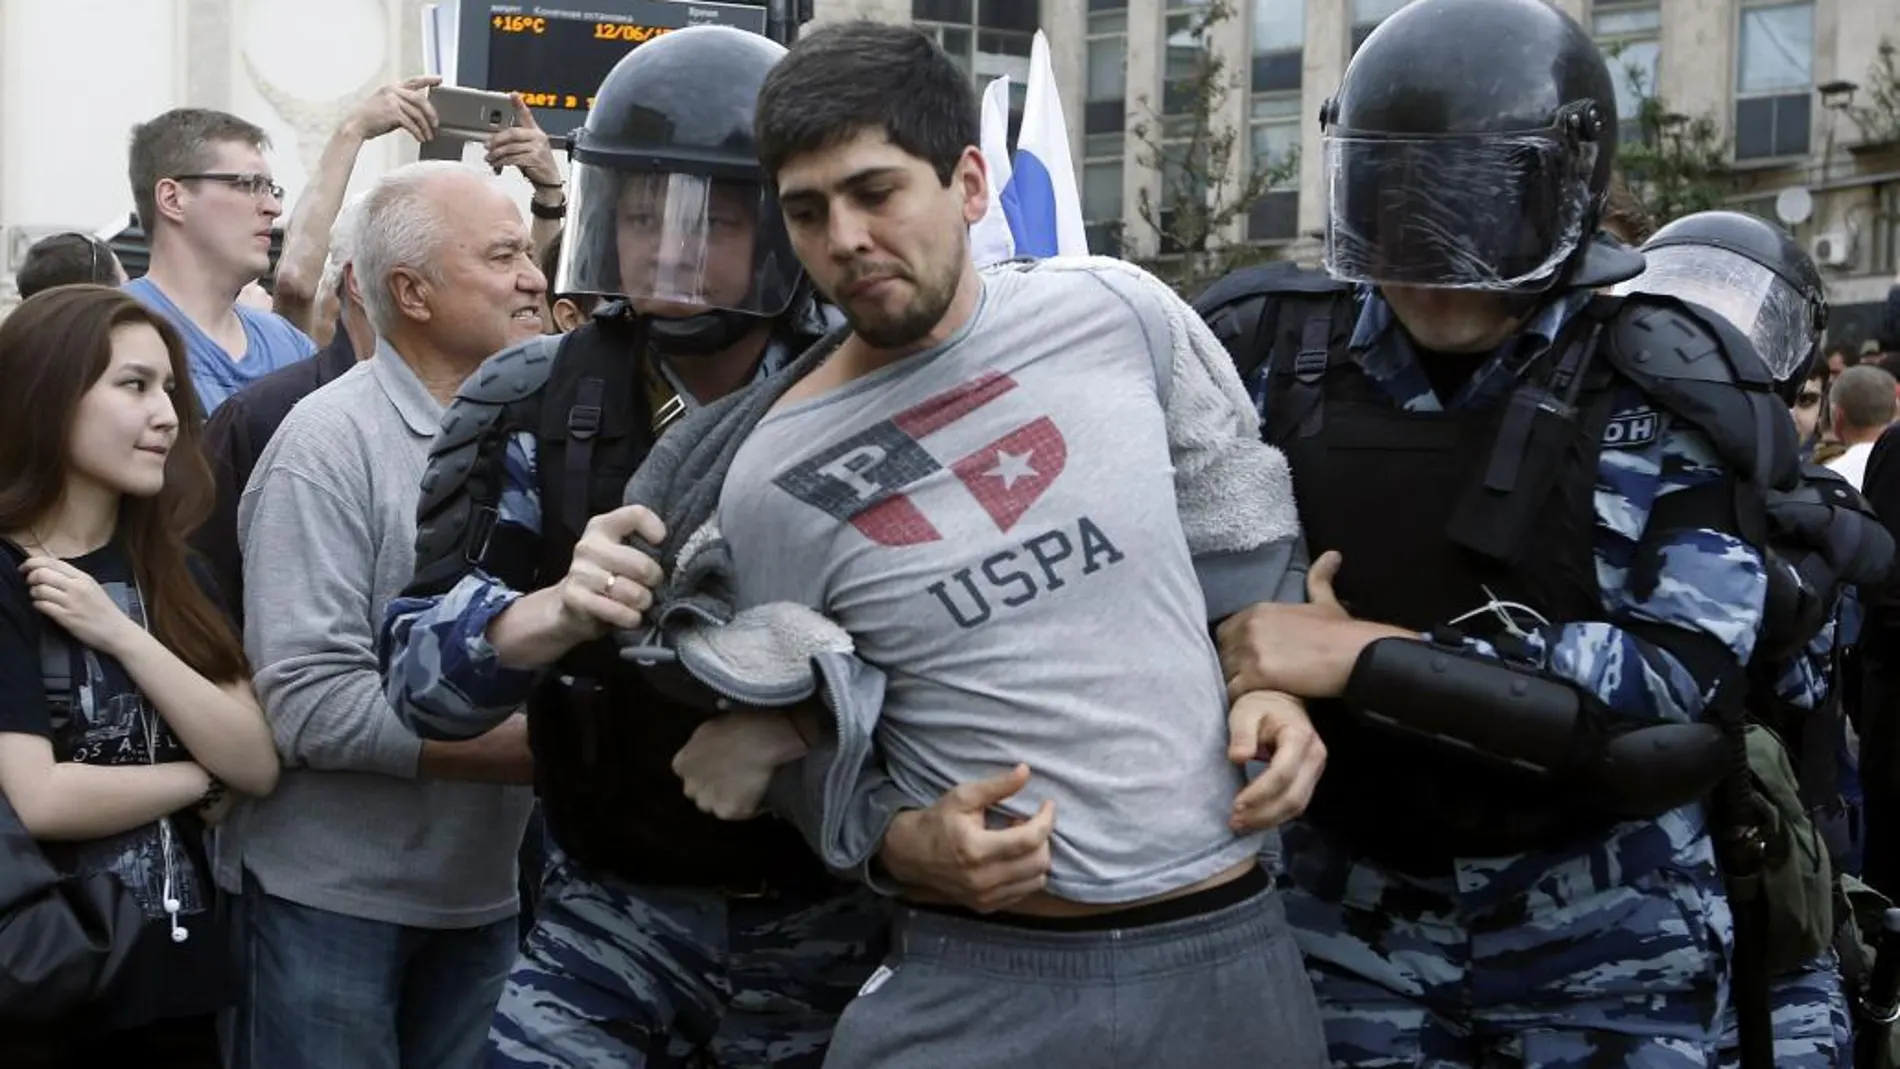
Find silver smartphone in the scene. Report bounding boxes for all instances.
[420,85,517,161]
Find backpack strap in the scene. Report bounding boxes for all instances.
[39,629,70,707]
[537,317,651,579]
[563,376,605,540]
[1193,260,1352,383]
[1258,292,1356,445]
[411,335,561,597]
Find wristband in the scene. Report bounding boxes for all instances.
[530,197,567,220]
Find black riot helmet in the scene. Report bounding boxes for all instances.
[1616,211,1830,398]
[556,25,805,356]
[1320,0,1636,294]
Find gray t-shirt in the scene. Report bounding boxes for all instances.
[721,259,1287,904]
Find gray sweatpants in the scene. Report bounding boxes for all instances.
[821,881,1328,1068]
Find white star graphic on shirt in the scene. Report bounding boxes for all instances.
[985,450,1038,489]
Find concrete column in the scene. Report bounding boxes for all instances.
[1121,0,1164,258]
[1295,0,1345,249]
[813,0,909,24]
[1044,0,1089,171]
[1208,1,1249,245]
[1661,0,1730,140]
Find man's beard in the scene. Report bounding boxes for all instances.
[842,256,960,350]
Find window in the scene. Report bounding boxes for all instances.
[1249,0,1303,242]
[1248,97,1301,241]
[1734,1,1814,161]
[1084,4,1127,255]
[1591,3,1660,144]
[1351,0,1411,54]
[914,0,1036,145]
[1162,3,1209,118]
[1251,0,1302,95]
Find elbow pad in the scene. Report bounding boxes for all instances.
[1344,637,1583,776]
[1757,552,1825,664]
[1343,637,1729,817]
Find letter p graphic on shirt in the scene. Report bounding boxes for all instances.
[816,445,890,500]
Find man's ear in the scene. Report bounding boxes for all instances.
[153,178,190,227]
[389,267,433,324]
[954,146,990,227]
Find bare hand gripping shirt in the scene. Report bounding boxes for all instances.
[720,259,1291,903]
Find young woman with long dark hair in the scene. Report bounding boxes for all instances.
[0,285,278,1066]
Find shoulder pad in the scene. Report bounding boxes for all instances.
[1192,263,1349,373]
[1600,296,1801,492]
[431,335,562,460]
[412,335,560,580]
[1766,465,1894,588]
[1191,261,1347,319]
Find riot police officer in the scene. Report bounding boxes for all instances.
[1196,0,1802,1064]
[1620,209,1891,1069]
[376,26,883,1068]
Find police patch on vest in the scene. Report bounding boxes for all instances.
[1602,408,1661,449]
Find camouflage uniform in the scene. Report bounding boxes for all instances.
[381,425,888,1068]
[1712,622,1855,1069]
[1247,291,1767,1067]
[491,848,884,1068]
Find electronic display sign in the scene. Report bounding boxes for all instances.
[457,1,770,135]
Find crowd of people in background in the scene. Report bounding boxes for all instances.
[5,4,1900,1068]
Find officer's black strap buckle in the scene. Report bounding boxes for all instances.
[567,402,603,440]
[1293,312,1331,383]
[563,377,607,537]
[1290,310,1334,438]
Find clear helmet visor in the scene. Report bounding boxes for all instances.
[1322,132,1597,291]
[555,162,800,318]
[1611,245,1820,383]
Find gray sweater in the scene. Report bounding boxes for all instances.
[220,345,532,928]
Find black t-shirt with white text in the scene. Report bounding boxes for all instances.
[0,539,231,1030]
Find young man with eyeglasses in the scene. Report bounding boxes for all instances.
[124,109,315,416]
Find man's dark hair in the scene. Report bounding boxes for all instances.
[757,21,979,187]
[537,228,597,319]
[1601,171,1654,245]
[17,234,117,299]
[128,108,272,234]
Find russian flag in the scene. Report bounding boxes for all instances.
[978,31,1090,263]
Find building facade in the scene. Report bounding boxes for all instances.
[817,0,1900,343]
[3,0,1898,341]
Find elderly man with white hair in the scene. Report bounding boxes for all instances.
[220,160,544,1069]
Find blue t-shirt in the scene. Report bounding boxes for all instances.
[124,277,316,416]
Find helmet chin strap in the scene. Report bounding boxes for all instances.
[646,310,764,357]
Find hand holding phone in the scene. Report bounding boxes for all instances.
[419,85,518,163]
